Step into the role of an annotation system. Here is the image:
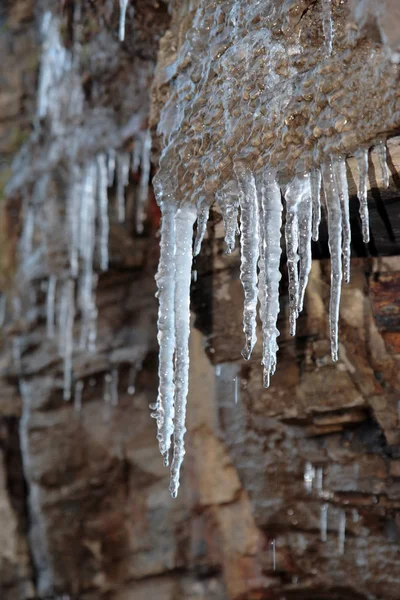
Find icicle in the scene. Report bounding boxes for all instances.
[322,0,333,55]
[169,204,197,498]
[136,130,152,234]
[216,181,240,254]
[271,539,276,571]
[332,156,351,283]
[20,204,35,264]
[107,149,116,187]
[376,140,390,189]
[117,152,130,223]
[234,163,259,360]
[257,169,282,387]
[193,201,209,256]
[46,275,57,339]
[63,279,75,401]
[310,168,322,242]
[68,174,82,278]
[304,462,315,493]
[97,154,109,272]
[74,380,84,412]
[338,510,346,555]
[110,368,119,406]
[297,173,313,313]
[320,504,328,542]
[78,163,97,351]
[234,377,239,404]
[154,203,177,459]
[355,148,370,244]
[321,159,343,362]
[284,177,301,336]
[119,0,129,42]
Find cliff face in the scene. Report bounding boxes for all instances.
[1,1,400,599]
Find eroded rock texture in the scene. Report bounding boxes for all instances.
[1,0,400,599]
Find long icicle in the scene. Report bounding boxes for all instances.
[169,204,196,498]
[154,203,177,461]
[297,172,313,313]
[119,0,129,42]
[355,148,370,243]
[257,169,282,387]
[333,156,351,283]
[310,168,322,242]
[193,200,209,257]
[216,180,240,254]
[284,177,301,336]
[321,159,342,362]
[234,162,259,360]
[376,140,390,189]
[97,154,109,272]
[321,0,333,55]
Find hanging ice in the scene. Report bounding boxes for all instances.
[332,156,351,283]
[310,168,322,242]
[119,0,129,42]
[296,173,313,313]
[320,504,328,542]
[46,275,57,339]
[154,203,177,460]
[97,154,109,272]
[234,163,259,360]
[216,181,240,254]
[257,170,282,387]
[169,205,197,498]
[321,159,343,362]
[355,148,370,243]
[78,162,97,351]
[193,201,209,257]
[284,176,301,336]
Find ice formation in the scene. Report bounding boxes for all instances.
[152,0,396,494]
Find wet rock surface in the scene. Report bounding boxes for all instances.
[1,0,400,599]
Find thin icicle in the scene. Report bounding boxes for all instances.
[257,169,282,387]
[74,380,84,412]
[322,0,333,55]
[117,152,130,223]
[355,148,370,243]
[169,205,197,498]
[234,163,259,360]
[20,204,35,264]
[310,168,322,242]
[216,181,240,254]
[321,159,343,361]
[284,177,301,336]
[97,154,109,272]
[136,130,152,233]
[63,279,75,401]
[304,461,315,493]
[79,163,97,351]
[119,0,129,42]
[46,275,57,339]
[297,173,313,313]
[332,156,351,283]
[321,504,328,542]
[154,203,177,460]
[376,140,390,188]
[193,201,209,256]
[68,173,82,278]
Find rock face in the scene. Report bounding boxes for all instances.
[1,1,400,599]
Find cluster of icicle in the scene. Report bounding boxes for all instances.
[13,12,152,409]
[153,142,390,496]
